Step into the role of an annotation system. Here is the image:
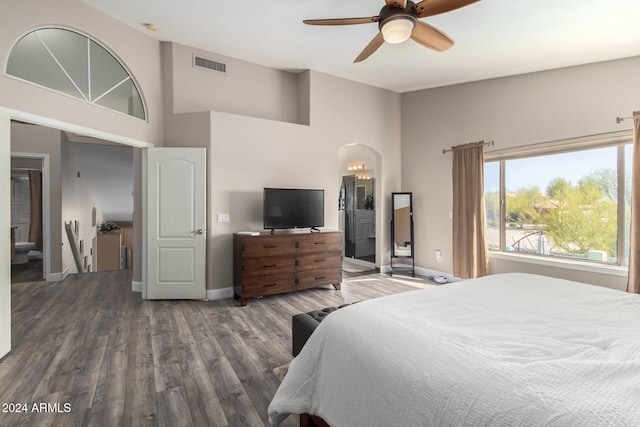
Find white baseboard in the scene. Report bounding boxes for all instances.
[48,271,65,282]
[207,287,234,301]
[380,264,461,283]
[380,264,391,274]
[414,266,460,282]
[129,282,231,298]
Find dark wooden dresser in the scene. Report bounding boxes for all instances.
[233,231,342,306]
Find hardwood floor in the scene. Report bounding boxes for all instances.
[0,270,434,426]
[11,259,43,284]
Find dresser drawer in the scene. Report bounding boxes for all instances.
[240,236,297,258]
[297,269,342,290]
[233,231,342,305]
[297,254,342,272]
[241,256,296,277]
[296,232,342,254]
[242,273,296,297]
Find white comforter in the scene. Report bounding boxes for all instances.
[268,273,640,426]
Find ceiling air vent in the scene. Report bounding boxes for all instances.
[193,55,227,74]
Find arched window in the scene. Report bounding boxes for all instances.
[6,27,146,120]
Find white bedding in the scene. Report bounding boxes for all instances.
[268,273,640,426]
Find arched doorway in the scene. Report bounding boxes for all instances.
[338,144,381,274]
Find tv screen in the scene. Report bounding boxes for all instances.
[263,188,324,230]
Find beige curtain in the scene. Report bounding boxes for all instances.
[627,111,640,293]
[452,141,489,279]
[28,170,42,249]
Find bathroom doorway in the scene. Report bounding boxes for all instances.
[338,144,379,275]
[10,154,47,283]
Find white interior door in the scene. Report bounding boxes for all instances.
[145,147,206,299]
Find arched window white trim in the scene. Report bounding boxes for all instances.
[5,27,147,121]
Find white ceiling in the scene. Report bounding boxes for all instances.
[83,0,640,93]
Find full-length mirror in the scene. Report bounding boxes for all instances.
[391,192,414,277]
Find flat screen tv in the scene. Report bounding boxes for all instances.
[263,188,324,232]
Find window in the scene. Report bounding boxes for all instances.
[485,135,633,266]
[5,27,146,120]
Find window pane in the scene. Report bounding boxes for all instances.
[93,78,145,120]
[484,161,500,251]
[504,147,618,263]
[89,40,145,119]
[37,28,89,99]
[7,32,84,99]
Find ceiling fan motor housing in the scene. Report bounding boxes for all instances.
[378,0,419,31]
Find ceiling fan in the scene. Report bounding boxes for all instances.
[303,0,481,63]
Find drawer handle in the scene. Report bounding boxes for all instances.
[264,244,277,249]
[264,283,277,287]
[314,276,327,280]
[314,241,327,245]
[314,259,326,263]
[263,264,277,268]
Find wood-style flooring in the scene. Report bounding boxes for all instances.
[11,259,43,284]
[0,269,434,426]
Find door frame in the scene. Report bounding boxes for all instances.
[0,106,152,359]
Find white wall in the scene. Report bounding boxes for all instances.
[401,56,640,289]
[61,137,104,275]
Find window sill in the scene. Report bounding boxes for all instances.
[488,251,628,277]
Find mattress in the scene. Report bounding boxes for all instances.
[268,273,640,426]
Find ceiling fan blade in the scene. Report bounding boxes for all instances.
[413,0,480,18]
[385,0,408,8]
[354,32,385,63]
[303,16,379,26]
[410,20,454,51]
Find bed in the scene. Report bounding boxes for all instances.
[268,273,640,426]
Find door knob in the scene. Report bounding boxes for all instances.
[192,229,204,235]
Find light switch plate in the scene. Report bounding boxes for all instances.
[217,213,230,223]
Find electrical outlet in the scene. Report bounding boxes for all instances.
[435,249,442,262]
[217,213,230,223]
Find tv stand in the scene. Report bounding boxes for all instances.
[310,227,320,233]
[233,230,342,306]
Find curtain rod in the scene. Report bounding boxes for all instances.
[442,140,494,155]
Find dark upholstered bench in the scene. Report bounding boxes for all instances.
[292,303,353,357]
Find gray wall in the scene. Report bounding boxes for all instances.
[168,42,303,125]
[401,56,640,290]
[164,43,402,290]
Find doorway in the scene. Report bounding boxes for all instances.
[9,122,135,282]
[10,154,46,283]
[338,144,379,275]
[341,173,376,263]
[1,109,150,360]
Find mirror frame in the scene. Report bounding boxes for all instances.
[391,192,413,258]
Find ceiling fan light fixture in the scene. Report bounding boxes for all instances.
[381,16,416,44]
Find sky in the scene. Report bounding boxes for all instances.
[485,145,632,193]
